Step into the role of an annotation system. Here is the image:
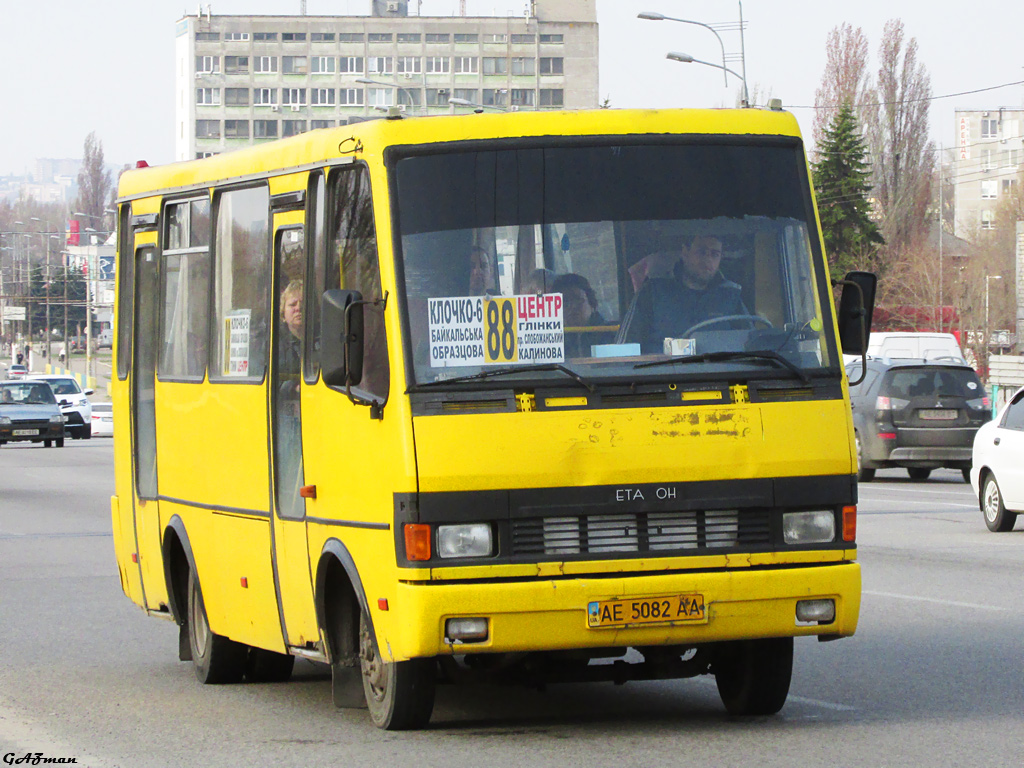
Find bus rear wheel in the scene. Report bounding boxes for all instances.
[714,637,793,716]
[187,568,248,684]
[359,611,435,730]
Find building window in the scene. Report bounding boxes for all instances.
[253,32,278,41]
[539,88,563,107]
[283,56,308,74]
[398,56,422,74]
[424,56,449,74]
[283,120,307,137]
[482,89,507,106]
[540,57,563,75]
[312,56,336,74]
[981,118,998,139]
[1002,148,1021,168]
[255,56,278,74]
[368,32,393,43]
[453,88,478,102]
[539,34,564,44]
[225,120,250,139]
[311,119,336,129]
[426,33,450,43]
[511,57,535,75]
[368,56,393,75]
[1002,178,1018,195]
[511,34,535,44]
[225,56,249,74]
[454,56,478,74]
[282,32,307,42]
[483,57,508,75]
[339,88,364,106]
[253,88,278,106]
[196,88,221,106]
[368,88,394,107]
[224,32,250,41]
[982,149,995,171]
[312,32,335,42]
[225,88,249,106]
[254,120,278,138]
[398,33,421,43]
[196,152,216,159]
[425,88,450,107]
[511,89,535,107]
[196,120,221,139]
[981,209,995,229]
[484,34,508,44]
[196,32,220,42]
[282,88,307,106]
[454,33,479,44]
[981,180,998,199]
[398,89,422,107]
[340,56,364,74]
[195,55,219,74]
[311,88,336,106]
[339,33,364,43]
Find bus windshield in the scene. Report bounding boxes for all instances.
[394,140,837,387]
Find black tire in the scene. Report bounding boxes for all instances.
[982,474,1017,533]
[82,424,92,440]
[56,438,64,448]
[187,568,248,684]
[962,468,972,484]
[907,467,931,482]
[245,648,295,683]
[43,439,51,448]
[714,637,793,716]
[360,611,435,730]
[855,433,875,482]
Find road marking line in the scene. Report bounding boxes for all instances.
[864,590,1009,612]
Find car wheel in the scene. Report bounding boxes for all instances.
[360,611,435,730]
[982,474,1018,533]
[43,439,51,448]
[855,432,874,482]
[962,468,971,484]
[56,438,64,448]
[907,468,931,482]
[714,637,793,716]
[82,424,92,440]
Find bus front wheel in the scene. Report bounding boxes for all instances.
[713,637,793,716]
[187,568,248,684]
[359,612,435,730]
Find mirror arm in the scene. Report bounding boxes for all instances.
[832,278,867,386]
[343,291,389,420]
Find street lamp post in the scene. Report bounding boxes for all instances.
[666,52,749,108]
[638,12,729,86]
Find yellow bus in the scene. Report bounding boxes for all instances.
[111,107,875,730]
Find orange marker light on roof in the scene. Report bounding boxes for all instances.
[404,524,431,561]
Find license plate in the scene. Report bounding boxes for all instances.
[12,429,39,436]
[919,409,957,420]
[587,594,707,628]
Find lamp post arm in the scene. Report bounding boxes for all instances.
[661,15,728,87]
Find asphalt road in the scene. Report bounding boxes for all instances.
[2,444,1023,768]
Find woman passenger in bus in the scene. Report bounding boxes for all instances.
[554,272,611,358]
[467,245,497,296]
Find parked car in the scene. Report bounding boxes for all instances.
[0,380,66,447]
[90,402,113,437]
[6,363,29,379]
[846,357,991,482]
[970,386,1024,531]
[97,329,114,350]
[866,332,966,363]
[23,374,93,439]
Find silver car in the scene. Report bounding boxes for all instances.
[0,381,66,447]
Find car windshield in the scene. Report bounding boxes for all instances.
[0,383,57,405]
[882,368,983,399]
[393,140,839,388]
[45,378,81,395]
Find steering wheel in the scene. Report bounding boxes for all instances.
[682,314,773,337]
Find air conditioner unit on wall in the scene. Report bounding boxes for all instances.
[291,105,300,111]
[271,104,280,112]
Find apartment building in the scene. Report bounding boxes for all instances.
[175,0,599,161]
[953,107,1024,238]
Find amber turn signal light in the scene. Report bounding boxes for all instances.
[842,506,857,542]
[404,524,432,561]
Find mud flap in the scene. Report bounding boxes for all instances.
[332,659,366,708]
[179,621,193,662]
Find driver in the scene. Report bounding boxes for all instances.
[623,233,747,354]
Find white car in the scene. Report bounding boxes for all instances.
[90,402,113,437]
[24,375,93,439]
[971,386,1024,532]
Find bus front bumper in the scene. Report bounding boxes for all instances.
[388,561,860,660]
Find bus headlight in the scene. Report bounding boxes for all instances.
[783,511,835,544]
[437,524,493,559]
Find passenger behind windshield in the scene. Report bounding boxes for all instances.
[621,233,747,354]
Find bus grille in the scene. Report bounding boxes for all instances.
[511,509,772,557]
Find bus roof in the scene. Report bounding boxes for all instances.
[117,107,804,201]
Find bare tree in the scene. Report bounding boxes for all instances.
[864,19,935,258]
[812,23,872,154]
[74,132,112,224]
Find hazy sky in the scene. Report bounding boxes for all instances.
[2,0,1022,177]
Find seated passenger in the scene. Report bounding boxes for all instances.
[621,233,747,354]
[467,245,497,296]
[553,272,612,358]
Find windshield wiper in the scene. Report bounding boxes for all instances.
[635,350,811,384]
[416,363,595,392]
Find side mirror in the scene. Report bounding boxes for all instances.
[836,271,876,355]
[321,289,364,388]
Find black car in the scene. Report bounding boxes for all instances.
[846,357,990,482]
[0,380,66,447]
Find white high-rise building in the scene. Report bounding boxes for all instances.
[953,107,1024,238]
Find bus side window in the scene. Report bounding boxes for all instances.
[327,165,389,401]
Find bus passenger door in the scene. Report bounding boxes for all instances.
[132,245,165,606]
[270,219,319,648]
